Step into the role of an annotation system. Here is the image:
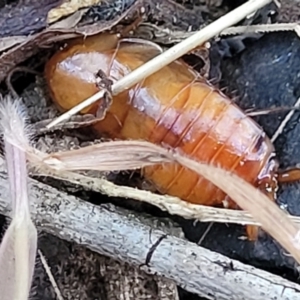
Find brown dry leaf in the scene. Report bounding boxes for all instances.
[49,9,89,29]
[47,0,101,24]
[0,36,27,52]
[0,0,145,83]
[0,30,80,83]
[0,2,139,83]
[0,10,82,54]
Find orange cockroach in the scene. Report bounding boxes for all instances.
[44,33,300,240]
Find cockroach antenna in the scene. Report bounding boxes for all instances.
[0,96,37,300]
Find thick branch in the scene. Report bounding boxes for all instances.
[0,160,299,299]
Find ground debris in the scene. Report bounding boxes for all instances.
[278,0,300,23]
[29,227,181,299]
[0,0,61,38]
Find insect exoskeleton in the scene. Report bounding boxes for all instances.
[45,33,280,240]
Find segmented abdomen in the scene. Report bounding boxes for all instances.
[113,74,276,207]
[45,35,277,208]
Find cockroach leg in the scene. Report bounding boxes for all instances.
[247,166,300,240]
[33,114,100,135]
[277,167,300,184]
[95,69,113,92]
[94,70,113,120]
[246,106,300,117]
[186,43,211,78]
[194,48,210,78]
[246,225,259,241]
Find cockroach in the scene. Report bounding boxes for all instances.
[44,33,300,240]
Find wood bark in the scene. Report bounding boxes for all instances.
[0,159,299,300]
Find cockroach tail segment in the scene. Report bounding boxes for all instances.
[45,33,280,241]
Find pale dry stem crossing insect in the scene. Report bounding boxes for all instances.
[0,98,37,300]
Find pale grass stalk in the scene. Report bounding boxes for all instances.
[46,0,272,129]
[174,154,300,263]
[3,100,300,265]
[38,250,64,300]
[221,23,300,37]
[0,99,37,300]
[28,137,300,264]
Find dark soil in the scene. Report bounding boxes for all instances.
[1,0,300,299]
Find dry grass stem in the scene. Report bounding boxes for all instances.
[38,249,64,300]
[0,99,37,300]
[198,222,214,245]
[271,97,300,142]
[174,154,300,263]
[27,136,300,263]
[46,0,272,129]
[2,95,299,266]
[42,140,173,171]
[1,167,299,299]
[39,171,299,227]
[221,23,300,37]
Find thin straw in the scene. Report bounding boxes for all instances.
[46,0,272,128]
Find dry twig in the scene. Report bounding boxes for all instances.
[37,249,64,300]
[221,23,300,38]
[271,97,300,142]
[2,93,297,264]
[0,166,299,299]
[24,135,300,264]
